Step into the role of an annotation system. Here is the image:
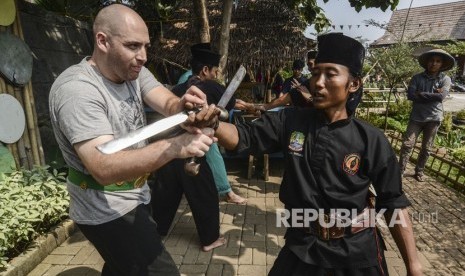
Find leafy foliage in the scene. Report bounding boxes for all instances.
[369,43,422,91]
[435,130,465,149]
[428,40,465,58]
[283,0,399,33]
[455,109,465,120]
[388,99,411,123]
[440,112,453,133]
[451,147,465,166]
[346,0,399,12]
[0,166,69,271]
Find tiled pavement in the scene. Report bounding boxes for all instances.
[25,159,465,276]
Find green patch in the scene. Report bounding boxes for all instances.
[0,144,15,180]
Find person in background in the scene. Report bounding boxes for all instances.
[195,33,422,276]
[49,4,214,275]
[398,49,454,182]
[259,58,312,111]
[151,43,228,252]
[271,67,284,99]
[306,49,317,74]
[281,59,307,98]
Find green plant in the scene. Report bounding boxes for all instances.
[456,109,465,120]
[451,147,465,166]
[435,129,465,149]
[0,166,69,271]
[440,112,453,133]
[389,99,411,123]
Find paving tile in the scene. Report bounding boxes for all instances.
[21,160,465,276]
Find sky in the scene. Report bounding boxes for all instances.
[305,0,463,43]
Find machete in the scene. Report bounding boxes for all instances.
[96,65,247,156]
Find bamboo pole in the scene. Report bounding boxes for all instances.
[27,81,45,164]
[14,7,43,166]
[11,11,35,169]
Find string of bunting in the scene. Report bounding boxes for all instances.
[330,22,446,30]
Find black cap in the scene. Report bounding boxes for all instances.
[315,33,365,77]
[190,43,221,67]
[292,59,305,70]
[307,50,317,60]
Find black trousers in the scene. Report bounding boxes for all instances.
[268,246,389,276]
[77,204,179,276]
[151,157,220,246]
[268,245,389,276]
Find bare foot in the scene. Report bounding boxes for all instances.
[202,236,227,252]
[226,191,247,205]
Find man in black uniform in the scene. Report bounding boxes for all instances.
[261,59,311,111]
[196,33,422,275]
[151,43,231,252]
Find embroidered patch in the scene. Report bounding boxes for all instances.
[288,131,305,152]
[343,153,361,175]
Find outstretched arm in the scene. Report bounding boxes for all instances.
[385,209,423,276]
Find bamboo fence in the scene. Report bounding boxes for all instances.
[0,1,44,169]
[387,131,465,194]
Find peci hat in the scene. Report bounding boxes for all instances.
[315,33,365,77]
[190,42,221,67]
[307,50,317,60]
[315,33,365,115]
[418,49,455,71]
[292,59,305,70]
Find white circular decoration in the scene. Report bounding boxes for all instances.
[0,93,26,143]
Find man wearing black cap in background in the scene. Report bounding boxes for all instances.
[151,43,228,252]
[260,59,312,111]
[307,49,317,72]
[194,33,422,275]
[398,49,454,182]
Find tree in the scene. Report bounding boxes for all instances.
[192,0,210,42]
[217,0,233,82]
[368,43,421,131]
[284,0,400,32]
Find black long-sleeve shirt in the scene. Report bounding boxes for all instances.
[234,107,410,268]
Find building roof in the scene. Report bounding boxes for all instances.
[371,1,465,46]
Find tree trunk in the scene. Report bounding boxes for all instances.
[383,87,394,132]
[192,0,210,43]
[217,0,233,83]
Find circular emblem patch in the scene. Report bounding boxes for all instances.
[343,153,361,175]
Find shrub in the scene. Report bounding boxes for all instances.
[456,109,465,120]
[451,147,465,166]
[389,99,411,123]
[435,129,465,149]
[440,112,453,133]
[0,166,69,271]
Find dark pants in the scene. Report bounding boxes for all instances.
[399,120,440,176]
[151,157,220,246]
[77,204,179,276]
[269,245,389,276]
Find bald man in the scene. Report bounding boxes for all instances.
[49,4,214,276]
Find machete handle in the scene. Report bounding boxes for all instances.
[184,157,200,176]
[217,106,229,121]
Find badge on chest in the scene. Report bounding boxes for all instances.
[343,153,361,175]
